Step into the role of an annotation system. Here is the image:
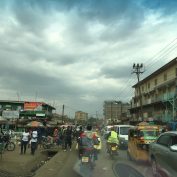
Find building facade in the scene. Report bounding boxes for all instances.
[75,111,88,124]
[130,58,177,122]
[0,100,55,120]
[103,101,131,124]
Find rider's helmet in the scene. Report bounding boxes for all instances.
[86,124,92,131]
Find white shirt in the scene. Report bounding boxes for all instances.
[22,132,30,142]
[31,131,38,143]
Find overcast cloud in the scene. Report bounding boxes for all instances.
[0,0,177,118]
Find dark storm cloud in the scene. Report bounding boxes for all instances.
[10,1,50,35]
[7,0,176,44]
[101,65,132,79]
[0,0,177,116]
[143,0,177,15]
[8,0,145,41]
[0,62,85,98]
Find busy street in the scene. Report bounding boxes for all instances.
[0,0,177,177]
[0,127,154,177]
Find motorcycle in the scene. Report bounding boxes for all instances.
[108,143,118,159]
[80,148,95,170]
[41,136,55,149]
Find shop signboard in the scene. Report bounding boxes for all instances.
[36,113,45,117]
[2,110,19,119]
[24,102,42,111]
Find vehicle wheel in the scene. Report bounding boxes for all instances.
[7,142,15,151]
[109,150,115,160]
[151,158,158,177]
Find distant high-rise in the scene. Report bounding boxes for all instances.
[75,111,88,124]
[103,101,130,124]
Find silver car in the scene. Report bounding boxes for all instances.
[149,131,177,177]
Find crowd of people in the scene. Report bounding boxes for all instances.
[0,124,103,164]
[20,125,79,155]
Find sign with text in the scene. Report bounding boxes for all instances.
[24,102,42,111]
[2,110,19,119]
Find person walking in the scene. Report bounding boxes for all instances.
[53,128,59,144]
[31,129,38,155]
[64,126,72,151]
[20,128,30,154]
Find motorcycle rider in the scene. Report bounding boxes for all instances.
[106,126,119,153]
[78,124,99,161]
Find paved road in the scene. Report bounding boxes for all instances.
[34,138,154,177]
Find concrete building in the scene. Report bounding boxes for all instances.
[0,100,55,120]
[103,101,131,124]
[130,58,177,122]
[75,111,88,124]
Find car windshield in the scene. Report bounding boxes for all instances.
[139,130,158,138]
[107,127,112,131]
[120,127,130,135]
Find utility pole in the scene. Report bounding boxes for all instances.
[62,104,64,124]
[132,63,144,121]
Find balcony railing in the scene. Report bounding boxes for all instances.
[131,92,176,107]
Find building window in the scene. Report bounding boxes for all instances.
[148,82,150,89]
[154,79,157,86]
[164,73,167,81]
[142,86,144,92]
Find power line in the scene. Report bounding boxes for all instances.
[113,38,177,102]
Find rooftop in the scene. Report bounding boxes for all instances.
[133,57,177,88]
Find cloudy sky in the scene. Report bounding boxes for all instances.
[0,0,177,118]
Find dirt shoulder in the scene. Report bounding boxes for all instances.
[0,145,48,177]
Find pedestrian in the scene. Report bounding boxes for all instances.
[64,126,72,151]
[20,128,30,154]
[58,127,63,146]
[31,128,38,155]
[37,128,42,148]
[53,128,59,144]
[61,126,66,149]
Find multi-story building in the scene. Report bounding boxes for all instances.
[0,100,55,120]
[103,101,131,124]
[75,111,88,124]
[130,58,177,122]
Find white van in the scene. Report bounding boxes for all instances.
[114,125,134,149]
[102,125,113,139]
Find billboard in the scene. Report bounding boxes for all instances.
[24,102,42,111]
[2,110,19,119]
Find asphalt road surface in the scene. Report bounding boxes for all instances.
[55,137,154,177]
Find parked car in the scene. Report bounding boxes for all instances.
[149,131,177,177]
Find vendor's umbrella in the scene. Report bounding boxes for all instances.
[26,121,44,127]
